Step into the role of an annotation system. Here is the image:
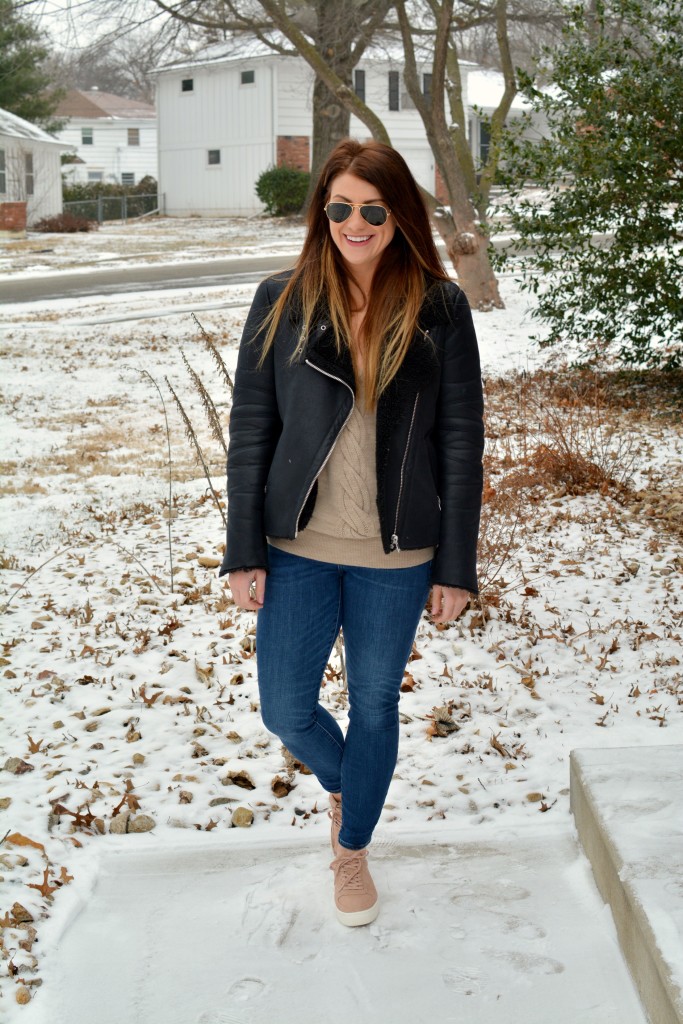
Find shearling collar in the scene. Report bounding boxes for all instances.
[303,280,451,394]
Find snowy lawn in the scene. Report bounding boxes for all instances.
[0,223,682,1015]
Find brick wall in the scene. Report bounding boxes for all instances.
[0,202,27,234]
[276,136,310,172]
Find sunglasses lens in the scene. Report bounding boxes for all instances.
[326,203,352,223]
[361,205,388,226]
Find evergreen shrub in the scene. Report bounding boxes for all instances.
[255,165,309,216]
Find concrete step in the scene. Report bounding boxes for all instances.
[20,825,646,1024]
[571,746,683,1024]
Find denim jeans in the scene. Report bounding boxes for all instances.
[256,544,432,850]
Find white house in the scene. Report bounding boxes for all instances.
[55,90,157,187]
[0,107,72,231]
[152,45,533,217]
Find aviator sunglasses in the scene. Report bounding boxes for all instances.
[324,201,391,227]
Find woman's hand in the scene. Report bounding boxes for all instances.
[430,585,470,624]
[228,569,267,611]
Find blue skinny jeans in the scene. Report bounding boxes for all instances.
[256,544,431,850]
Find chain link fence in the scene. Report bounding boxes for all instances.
[63,193,161,224]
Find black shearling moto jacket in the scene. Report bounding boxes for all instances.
[219,272,485,593]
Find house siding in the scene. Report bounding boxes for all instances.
[58,119,157,185]
[154,52,538,216]
[0,136,63,225]
[157,61,276,214]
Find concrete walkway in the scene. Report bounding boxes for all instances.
[21,822,647,1024]
[572,745,683,1024]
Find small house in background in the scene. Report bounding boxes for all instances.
[54,90,157,187]
[0,107,73,233]
[152,45,535,217]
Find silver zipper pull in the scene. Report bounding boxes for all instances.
[390,534,401,552]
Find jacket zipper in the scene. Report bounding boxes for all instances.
[391,392,420,551]
[294,356,355,536]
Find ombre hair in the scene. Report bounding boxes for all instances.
[259,139,449,408]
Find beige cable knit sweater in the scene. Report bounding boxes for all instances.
[270,382,433,568]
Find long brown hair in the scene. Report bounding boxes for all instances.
[260,139,449,408]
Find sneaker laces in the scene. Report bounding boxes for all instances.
[335,851,367,893]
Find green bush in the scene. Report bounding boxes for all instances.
[255,165,309,216]
[62,176,157,202]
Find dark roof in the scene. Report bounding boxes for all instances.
[55,90,156,120]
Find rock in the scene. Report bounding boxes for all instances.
[198,555,221,569]
[128,814,155,833]
[109,811,130,834]
[4,757,34,775]
[209,797,233,807]
[12,903,34,924]
[31,620,46,630]
[179,790,193,804]
[52,720,64,729]
[16,986,31,1005]
[132,753,145,765]
[91,707,111,717]
[0,796,11,810]
[231,807,254,828]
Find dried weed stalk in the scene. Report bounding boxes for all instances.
[127,367,175,591]
[192,313,234,398]
[166,378,227,529]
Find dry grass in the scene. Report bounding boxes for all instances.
[478,366,683,596]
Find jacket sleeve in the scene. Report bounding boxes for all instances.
[431,288,485,594]
[218,278,282,577]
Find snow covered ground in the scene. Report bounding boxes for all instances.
[1,218,682,1020]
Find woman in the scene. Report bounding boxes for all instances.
[220,139,484,928]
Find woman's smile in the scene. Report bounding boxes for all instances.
[327,171,395,276]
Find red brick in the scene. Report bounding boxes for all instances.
[0,202,27,232]
[277,136,310,172]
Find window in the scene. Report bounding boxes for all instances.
[388,71,400,111]
[121,172,135,187]
[207,149,221,166]
[241,69,255,85]
[423,73,432,106]
[0,149,5,194]
[88,171,104,182]
[354,69,365,102]
[25,153,34,196]
[181,78,194,92]
[82,127,93,145]
[127,128,140,146]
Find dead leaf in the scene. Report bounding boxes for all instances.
[490,733,510,758]
[139,685,161,708]
[271,776,295,798]
[5,833,45,854]
[400,672,417,693]
[27,866,59,898]
[222,770,256,790]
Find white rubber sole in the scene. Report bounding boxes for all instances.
[335,899,380,927]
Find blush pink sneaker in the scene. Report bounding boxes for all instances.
[330,848,379,927]
[328,793,342,855]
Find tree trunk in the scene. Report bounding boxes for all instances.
[422,191,503,309]
[304,75,352,210]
